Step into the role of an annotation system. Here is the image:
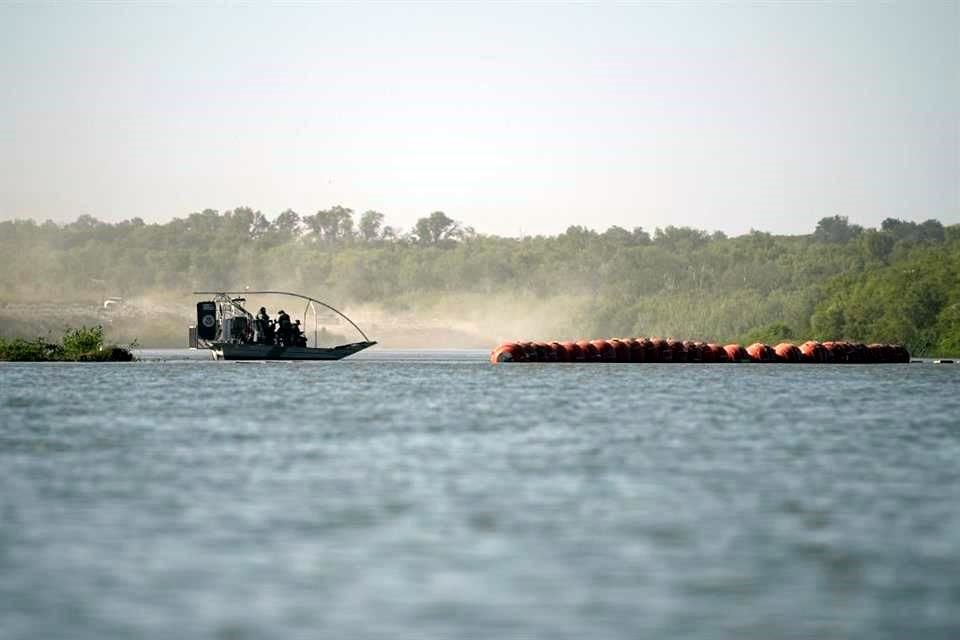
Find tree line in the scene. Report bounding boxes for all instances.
[1,208,958,355]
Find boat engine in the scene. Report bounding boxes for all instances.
[196,301,218,340]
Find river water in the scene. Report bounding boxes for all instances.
[1,350,959,639]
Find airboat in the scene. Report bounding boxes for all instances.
[189,291,376,361]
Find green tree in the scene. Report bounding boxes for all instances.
[272,209,301,239]
[304,206,354,244]
[814,215,863,243]
[359,210,385,242]
[413,211,460,245]
[861,229,895,263]
[653,226,709,251]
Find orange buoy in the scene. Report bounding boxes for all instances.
[684,340,704,363]
[849,342,868,364]
[882,343,898,363]
[774,342,802,363]
[517,341,537,362]
[881,343,899,363]
[666,339,686,363]
[637,338,662,362]
[703,343,727,363]
[492,337,909,364]
[648,338,668,362]
[624,338,645,363]
[821,341,839,363]
[532,341,555,362]
[833,341,853,363]
[560,341,584,362]
[886,343,900,363]
[526,342,542,362]
[577,340,601,361]
[885,344,903,363]
[588,339,612,362]
[638,338,656,362]
[724,344,748,362]
[550,341,569,362]
[799,341,826,363]
[746,342,775,363]
[490,342,525,363]
[609,339,631,362]
[846,342,860,363]
[842,342,857,362]
[844,342,860,362]
[699,344,713,363]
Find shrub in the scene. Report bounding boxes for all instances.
[1,325,134,361]
[62,325,104,358]
[0,336,64,361]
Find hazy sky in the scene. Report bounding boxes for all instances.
[2,2,957,237]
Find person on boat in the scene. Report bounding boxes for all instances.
[292,319,307,347]
[256,307,275,345]
[277,309,292,346]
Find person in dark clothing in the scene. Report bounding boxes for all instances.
[277,309,292,346]
[255,307,274,344]
[292,319,307,347]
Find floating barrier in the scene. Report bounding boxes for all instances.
[490,338,910,364]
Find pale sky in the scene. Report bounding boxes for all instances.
[1,2,957,237]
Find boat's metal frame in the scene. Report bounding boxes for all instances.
[190,290,376,361]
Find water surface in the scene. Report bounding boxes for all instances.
[2,352,959,639]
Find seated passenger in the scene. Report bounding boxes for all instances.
[293,319,307,347]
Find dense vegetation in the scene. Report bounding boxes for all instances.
[1,207,958,355]
[0,325,134,361]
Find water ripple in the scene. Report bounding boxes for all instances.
[1,356,959,639]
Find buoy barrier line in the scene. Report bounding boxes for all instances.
[490,339,910,364]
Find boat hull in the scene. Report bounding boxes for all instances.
[210,341,376,361]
